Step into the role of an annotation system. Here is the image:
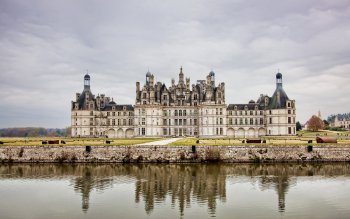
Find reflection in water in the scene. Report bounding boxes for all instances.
[133,165,226,216]
[1,163,350,217]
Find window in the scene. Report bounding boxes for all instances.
[269,118,272,124]
[179,110,182,116]
[175,110,178,116]
[229,118,232,125]
[112,119,115,125]
[112,112,115,116]
[142,128,146,136]
[107,112,110,116]
[288,110,291,114]
[142,118,145,125]
[163,119,167,125]
[288,127,292,134]
[220,118,223,125]
[250,118,253,125]
[175,119,178,125]
[288,117,291,124]
[183,110,186,116]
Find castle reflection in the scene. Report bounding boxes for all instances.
[1,163,350,215]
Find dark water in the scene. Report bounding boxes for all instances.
[0,163,350,219]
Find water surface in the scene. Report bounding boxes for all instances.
[0,163,350,219]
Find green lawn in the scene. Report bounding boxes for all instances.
[0,137,162,146]
[168,134,350,146]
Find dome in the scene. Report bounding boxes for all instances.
[276,72,282,79]
[84,74,90,80]
[249,100,255,104]
[209,70,215,76]
[146,71,151,77]
[109,100,116,105]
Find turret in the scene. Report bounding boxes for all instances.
[276,72,282,88]
[84,74,90,90]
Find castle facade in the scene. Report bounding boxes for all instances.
[71,68,296,138]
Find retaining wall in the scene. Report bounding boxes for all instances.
[1,145,350,163]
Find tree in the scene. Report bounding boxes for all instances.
[307,115,325,132]
[323,120,330,130]
[296,121,302,131]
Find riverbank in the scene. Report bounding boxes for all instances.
[1,145,350,163]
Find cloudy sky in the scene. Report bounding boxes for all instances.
[0,0,349,128]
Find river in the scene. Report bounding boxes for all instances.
[0,163,350,219]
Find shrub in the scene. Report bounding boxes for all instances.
[205,147,221,162]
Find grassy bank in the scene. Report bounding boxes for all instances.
[0,137,162,146]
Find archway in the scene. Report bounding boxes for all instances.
[258,128,266,136]
[247,128,255,138]
[227,128,234,137]
[117,128,124,138]
[125,129,134,138]
[236,128,245,138]
[107,129,115,138]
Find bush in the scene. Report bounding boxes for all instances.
[205,147,221,162]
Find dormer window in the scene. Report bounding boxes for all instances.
[112,106,115,110]
[234,105,237,110]
[123,106,126,111]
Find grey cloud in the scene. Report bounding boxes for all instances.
[0,0,349,127]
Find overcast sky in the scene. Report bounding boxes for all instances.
[0,0,349,128]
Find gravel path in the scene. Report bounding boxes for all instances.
[136,138,182,146]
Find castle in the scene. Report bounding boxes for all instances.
[71,67,296,138]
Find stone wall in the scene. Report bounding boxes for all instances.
[0,145,350,163]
